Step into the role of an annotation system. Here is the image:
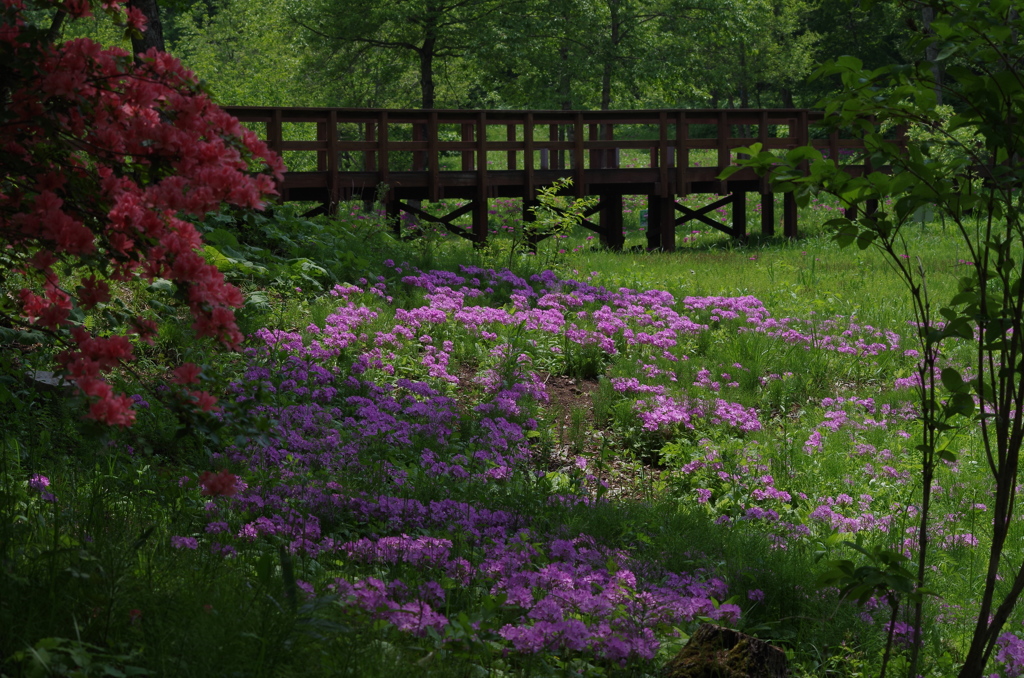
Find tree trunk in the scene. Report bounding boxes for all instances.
[419,38,436,109]
[128,0,165,56]
[600,0,620,110]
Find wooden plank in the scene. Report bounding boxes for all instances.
[659,110,669,198]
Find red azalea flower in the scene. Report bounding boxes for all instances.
[199,470,239,497]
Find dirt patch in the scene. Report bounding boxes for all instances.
[537,372,662,501]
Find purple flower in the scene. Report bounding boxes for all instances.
[171,536,199,550]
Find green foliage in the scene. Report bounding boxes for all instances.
[197,205,372,297]
[171,0,321,107]
[731,2,1024,675]
[11,637,153,678]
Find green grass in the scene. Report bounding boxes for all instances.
[0,199,1010,677]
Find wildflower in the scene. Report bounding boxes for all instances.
[28,474,49,491]
[171,536,199,549]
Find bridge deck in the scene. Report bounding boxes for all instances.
[224,106,887,249]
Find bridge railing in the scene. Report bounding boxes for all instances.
[223,107,884,202]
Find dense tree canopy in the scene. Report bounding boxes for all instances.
[137,0,916,110]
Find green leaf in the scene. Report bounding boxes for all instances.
[941,367,966,393]
[935,42,960,61]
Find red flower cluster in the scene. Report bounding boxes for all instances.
[199,469,240,497]
[1,0,284,426]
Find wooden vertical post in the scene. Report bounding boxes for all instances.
[268,109,283,156]
[658,111,670,198]
[783,192,798,238]
[326,110,339,214]
[676,111,688,197]
[461,123,474,171]
[428,111,439,202]
[549,123,562,170]
[758,110,770,196]
[732,191,746,239]
[648,195,675,251]
[317,120,327,172]
[363,118,376,212]
[378,111,390,202]
[588,123,599,169]
[601,195,624,250]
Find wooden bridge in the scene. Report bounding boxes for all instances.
[223,107,881,250]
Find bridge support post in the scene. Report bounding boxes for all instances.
[732,191,747,240]
[783,192,798,238]
[761,192,775,237]
[647,194,675,251]
[599,194,624,250]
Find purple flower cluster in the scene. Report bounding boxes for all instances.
[181,262,1004,668]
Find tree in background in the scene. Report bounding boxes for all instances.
[172,0,322,107]
[667,0,820,109]
[293,0,502,109]
[159,0,920,111]
[1,0,283,425]
[474,0,674,110]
